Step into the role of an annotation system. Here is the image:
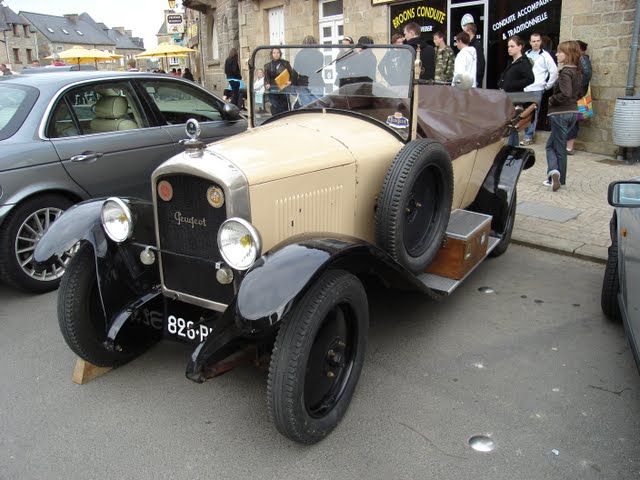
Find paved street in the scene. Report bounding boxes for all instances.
[1,245,639,480]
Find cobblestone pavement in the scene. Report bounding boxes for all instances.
[513,133,640,263]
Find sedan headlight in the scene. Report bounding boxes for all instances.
[101,197,133,243]
[218,218,261,270]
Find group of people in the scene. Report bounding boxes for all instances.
[377,22,485,88]
[496,33,592,191]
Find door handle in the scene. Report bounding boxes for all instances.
[71,151,104,162]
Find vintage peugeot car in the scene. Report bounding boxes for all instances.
[34,44,535,444]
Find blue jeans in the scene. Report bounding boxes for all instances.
[507,129,520,147]
[228,79,242,108]
[546,113,577,184]
[523,90,544,140]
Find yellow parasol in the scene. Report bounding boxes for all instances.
[45,45,121,67]
[136,43,196,71]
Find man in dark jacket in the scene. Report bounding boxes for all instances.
[403,22,435,81]
[463,23,485,88]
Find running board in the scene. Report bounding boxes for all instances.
[418,236,499,295]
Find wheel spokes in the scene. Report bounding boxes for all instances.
[15,206,70,282]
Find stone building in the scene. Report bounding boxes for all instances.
[20,12,115,64]
[184,0,637,156]
[0,5,38,71]
[19,11,145,71]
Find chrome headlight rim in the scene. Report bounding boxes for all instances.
[101,197,133,243]
[217,217,261,271]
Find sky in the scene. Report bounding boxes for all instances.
[6,0,174,49]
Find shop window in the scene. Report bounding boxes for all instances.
[268,7,285,45]
[320,0,343,18]
[206,12,219,61]
[13,49,20,64]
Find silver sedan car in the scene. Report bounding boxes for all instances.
[0,71,246,292]
[602,179,640,371]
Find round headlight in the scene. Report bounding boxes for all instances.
[217,218,261,271]
[101,198,133,243]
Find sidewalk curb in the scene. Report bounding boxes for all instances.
[512,228,607,265]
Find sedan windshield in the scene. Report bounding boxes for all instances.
[250,45,415,139]
[0,83,38,141]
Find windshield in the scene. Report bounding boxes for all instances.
[0,83,38,141]
[249,45,415,139]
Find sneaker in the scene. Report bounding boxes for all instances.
[550,171,561,191]
[542,179,552,187]
[520,138,533,146]
[566,148,575,155]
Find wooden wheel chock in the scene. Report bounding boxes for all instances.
[72,358,112,385]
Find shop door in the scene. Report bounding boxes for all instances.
[319,19,344,90]
[449,1,487,87]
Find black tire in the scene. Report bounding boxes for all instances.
[58,242,141,367]
[489,188,517,258]
[267,269,368,444]
[601,232,621,321]
[0,194,74,292]
[375,139,453,273]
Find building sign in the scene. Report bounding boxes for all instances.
[486,0,561,88]
[388,0,562,88]
[389,0,447,40]
[166,13,184,34]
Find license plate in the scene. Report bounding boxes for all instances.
[165,314,214,343]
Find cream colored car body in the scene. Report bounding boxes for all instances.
[194,112,502,253]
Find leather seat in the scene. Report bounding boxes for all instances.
[51,104,78,137]
[89,96,138,133]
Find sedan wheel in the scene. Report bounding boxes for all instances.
[0,195,74,292]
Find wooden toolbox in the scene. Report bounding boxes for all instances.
[426,210,492,280]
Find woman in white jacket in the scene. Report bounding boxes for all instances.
[453,31,477,88]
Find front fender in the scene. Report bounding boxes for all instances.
[469,145,535,236]
[234,234,430,334]
[34,197,156,264]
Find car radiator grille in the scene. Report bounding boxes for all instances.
[156,174,234,305]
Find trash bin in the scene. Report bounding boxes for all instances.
[612,96,640,147]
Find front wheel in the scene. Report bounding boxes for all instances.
[601,231,621,321]
[267,270,368,444]
[58,242,145,367]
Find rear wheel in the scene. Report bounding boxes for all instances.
[0,194,74,292]
[267,270,368,444]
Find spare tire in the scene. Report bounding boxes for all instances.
[375,139,453,273]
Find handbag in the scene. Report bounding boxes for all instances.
[577,84,594,121]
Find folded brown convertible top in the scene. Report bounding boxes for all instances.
[416,85,515,159]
